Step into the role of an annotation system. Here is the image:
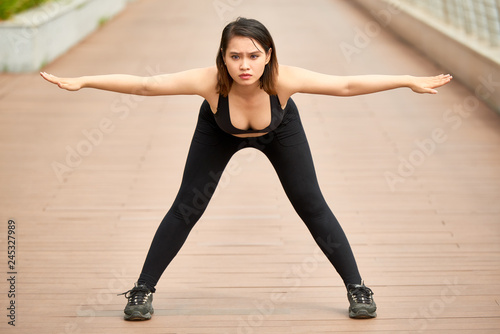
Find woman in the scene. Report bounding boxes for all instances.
[41,17,452,321]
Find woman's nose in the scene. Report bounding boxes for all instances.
[240,59,250,70]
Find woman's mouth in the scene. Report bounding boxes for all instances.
[239,73,252,80]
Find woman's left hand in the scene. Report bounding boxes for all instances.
[410,74,453,94]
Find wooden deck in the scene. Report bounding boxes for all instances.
[1,0,500,333]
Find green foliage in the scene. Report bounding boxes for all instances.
[98,16,109,27]
[0,0,52,21]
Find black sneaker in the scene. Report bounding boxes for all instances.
[119,283,154,321]
[346,281,377,319]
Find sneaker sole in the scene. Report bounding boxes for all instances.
[349,308,376,319]
[124,310,154,321]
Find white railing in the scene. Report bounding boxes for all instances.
[399,0,500,47]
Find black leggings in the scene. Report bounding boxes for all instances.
[138,98,362,291]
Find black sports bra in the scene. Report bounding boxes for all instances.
[214,94,286,135]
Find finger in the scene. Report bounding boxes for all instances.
[429,76,451,89]
[440,74,453,83]
[41,72,57,83]
[40,72,50,80]
[436,78,451,87]
[422,87,438,94]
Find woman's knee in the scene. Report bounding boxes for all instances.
[291,192,330,219]
[169,184,216,226]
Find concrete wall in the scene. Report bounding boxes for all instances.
[352,0,500,115]
[0,0,131,73]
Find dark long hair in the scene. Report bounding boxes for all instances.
[216,17,278,96]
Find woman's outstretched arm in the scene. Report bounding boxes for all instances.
[279,65,452,97]
[40,66,217,97]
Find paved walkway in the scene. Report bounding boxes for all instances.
[1,0,500,333]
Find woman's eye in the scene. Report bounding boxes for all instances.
[231,55,239,60]
[250,55,259,59]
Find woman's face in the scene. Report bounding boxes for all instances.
[223,36,271,88]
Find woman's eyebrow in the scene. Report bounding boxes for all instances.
[228,50,263,54]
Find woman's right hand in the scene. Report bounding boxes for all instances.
[40,72,84,91]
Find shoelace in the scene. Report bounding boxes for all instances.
[118,285,151,306]
[349,285,374,304]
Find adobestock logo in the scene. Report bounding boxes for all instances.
[384,74,499,192]
[51,64,162,183]
[339,2,402,64]
[213,0,245,21]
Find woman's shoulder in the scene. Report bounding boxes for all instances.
[277,64,311,81]
[197,66,219,111]
[193,66,218,98]
[195,66,218,84]
[276,64,304,101]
